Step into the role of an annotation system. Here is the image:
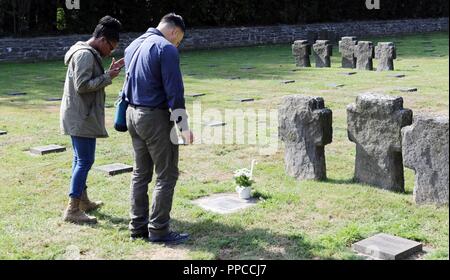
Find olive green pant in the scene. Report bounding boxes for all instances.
[126,106,179,237]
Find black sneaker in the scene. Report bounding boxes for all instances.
[149,231,190,245]
[130,231,149,241]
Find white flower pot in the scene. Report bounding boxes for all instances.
[236,186,252,199]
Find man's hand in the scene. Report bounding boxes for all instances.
[108,57,124,80]
[181,130,194,145]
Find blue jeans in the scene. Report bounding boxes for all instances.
[70,136,96,199]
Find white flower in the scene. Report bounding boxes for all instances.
[234,168,251,178]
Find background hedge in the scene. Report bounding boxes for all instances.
[0,0,448,37]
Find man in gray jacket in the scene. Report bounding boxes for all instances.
[60,16,124,224]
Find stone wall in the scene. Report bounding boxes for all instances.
[0,17,448,63]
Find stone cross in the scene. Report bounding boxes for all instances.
[347,93,413,192]
[355,41,375,70]
[279,96,333,180]
[292,40,311,67]
[339,37,358,68]
[402,115,449,205]
[375,42,397,71]
[313,40,333,68]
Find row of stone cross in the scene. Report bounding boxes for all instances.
[278,94,449,206]
[292,37,397,71]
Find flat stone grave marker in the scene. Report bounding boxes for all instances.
[340,72,357,76]
[240,66,255,70]
[388,74,406,78]
[192,193,258,214]
[327,83,345,88]
[44,97,62,102]
[228,76,241,80]
[186,93,206,98]
[95,163,133,176]
[5,92,27,96]
[0,130,7,135]
[235,98,254,103]
[352,233,423,260]
[398,87,418,93]
[281,80,295,84]
[30,145,66,156]
[205,120,226,127]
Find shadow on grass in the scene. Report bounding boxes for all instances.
[164,218,333,260]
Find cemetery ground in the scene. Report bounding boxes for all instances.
[0,32,448,260]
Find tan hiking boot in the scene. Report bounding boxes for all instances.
[63,198,97,224]
[79,190,104,212]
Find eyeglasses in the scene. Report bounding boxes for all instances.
[105,39,116,51]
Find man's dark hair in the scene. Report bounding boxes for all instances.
[160,13,186,33]
[93,15,122,42]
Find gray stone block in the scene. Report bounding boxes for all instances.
[44,97,62,102]
[347,93,413,192]
[186,93,206,98]
[192,193,258,214]
[402,115,449,205]
[6,92,27,96]
[399,87,418,93]
[352,233,423,260]
[355,41,375,70]
[339,37,358,69]
[292,40,311,67]
[236,98,254,103]
[95,163,133,176]
[279,96,333,180]
[205,121,226,127]
[313,40,333,68]
[375,42,397,71]
[340,72,357,76]
[30,145,66,155]
[327,83,345,88]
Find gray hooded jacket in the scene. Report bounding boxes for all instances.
[60,41,112,138]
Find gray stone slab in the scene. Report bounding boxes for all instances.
[389,74,406,78]
[235,98,255,103]
[95,163,133,176]
[0,130,7,135]
[340,72,357,76]
[281,80,295,84]
[44,97,62,102]
[192,193,258,214]
[327,83,345,88]
[205,120,227,127]
[5,92,27,96]
[352,233,423,260]
[399,87,418,93]
[186,93,206,98]
[30,145,66,155]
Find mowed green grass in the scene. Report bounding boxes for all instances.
[0,32,448,260]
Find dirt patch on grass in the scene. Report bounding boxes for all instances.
[135,245,190,260]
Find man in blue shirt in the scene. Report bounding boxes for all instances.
[125,13,193,244]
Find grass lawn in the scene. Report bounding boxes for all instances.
[0,32,448,260]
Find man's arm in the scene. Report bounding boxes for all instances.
[72,51,113,94]
[160,45,186,110]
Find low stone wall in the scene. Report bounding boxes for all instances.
[0,17,448,63]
